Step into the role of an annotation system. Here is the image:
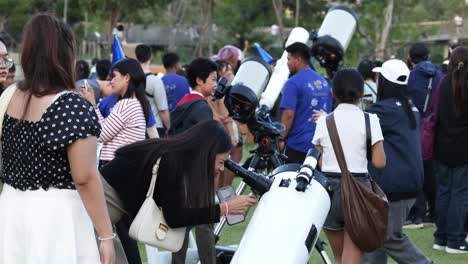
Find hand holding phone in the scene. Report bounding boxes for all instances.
[217,186,257,225]
[80,79,97,106]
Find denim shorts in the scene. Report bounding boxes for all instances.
[323,174,372,231]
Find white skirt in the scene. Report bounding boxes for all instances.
[0,184,100,264]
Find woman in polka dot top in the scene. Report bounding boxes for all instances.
[0,14,114,264]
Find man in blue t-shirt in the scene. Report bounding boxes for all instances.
[161,52,190,112]
[280,42,332,164]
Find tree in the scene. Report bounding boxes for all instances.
[272,0,285,43]
[375,0,394,60]
[165,0,191,51]
[193,0,214,57]
[81,0,167,45]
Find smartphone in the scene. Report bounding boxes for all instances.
[216,185,245,225]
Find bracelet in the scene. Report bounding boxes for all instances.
[98,233,116,241]
[223,202,229,216]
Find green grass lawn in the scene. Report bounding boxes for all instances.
[138,145,467,263]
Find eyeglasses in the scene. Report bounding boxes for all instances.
[0,58,14,69]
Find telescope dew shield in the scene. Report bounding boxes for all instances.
[295,149,321,192]
[311,6,357,71]
[259,27,310,110]
[225,57,271,123]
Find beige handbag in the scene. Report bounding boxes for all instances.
[129,158,186,252]
[0,84,17,194]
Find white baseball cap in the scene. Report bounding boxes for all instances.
[372,59,410,85]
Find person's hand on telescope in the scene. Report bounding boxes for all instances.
[222,194,257,215]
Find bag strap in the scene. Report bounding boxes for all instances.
[326,113,350,174]
[365,82,377,96]
[145,73,154,98]
[146,158,162,198]
[426,75,446,118]
[365,113,372,161]
[422,77,434,114]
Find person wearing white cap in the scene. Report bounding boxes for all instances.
[364,59,434,264]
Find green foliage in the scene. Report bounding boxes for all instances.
[345,0,466,64]
[1,0,465,64]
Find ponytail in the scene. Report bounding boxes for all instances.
[448,47,468,114]
[451,61,467,113]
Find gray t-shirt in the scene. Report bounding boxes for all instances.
[145,74,168,128]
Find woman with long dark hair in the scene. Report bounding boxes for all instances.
[100,120,256,228]
[99,121,256,263]
[364,59,433,263]
[0,14,114,263]
[82,58,153,166]
[433,46,468,254]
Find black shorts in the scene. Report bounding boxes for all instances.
[323,173,371,231]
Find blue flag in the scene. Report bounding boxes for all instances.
[254,43,274,64]
[112,35,125,65]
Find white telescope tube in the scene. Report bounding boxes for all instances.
[258,27,309,110]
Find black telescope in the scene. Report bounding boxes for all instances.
[224,159,272,195]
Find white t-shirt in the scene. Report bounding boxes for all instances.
[312,103,384,173]
[145,74,168,128]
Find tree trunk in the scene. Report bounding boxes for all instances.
[375,0,394,60]
[107,6,121,55]
[0,17,5,32]
[272,0,285,44]
[168,0,190,51]
[295,0,300,27]
[194,0,213,57]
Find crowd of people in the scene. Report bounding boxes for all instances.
[0,12,466,264]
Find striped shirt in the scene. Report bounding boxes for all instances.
[96,98,146,161]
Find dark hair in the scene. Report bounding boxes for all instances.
[447,46,468,113]
[162,52,180,69]
[373,60,383,68]
[135,44,152,63]
[19,13,76,96]
[117,120,232,211]
[357,59,375,80]
[409,42,430,64]
[285,42,311,62]
[91,58,99,66]
[186,58,218,88]
[377,75,417,129]
[76,60,90,80]
[332,68,364,104]
[96,59,111,80]
[111,58,151,123]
